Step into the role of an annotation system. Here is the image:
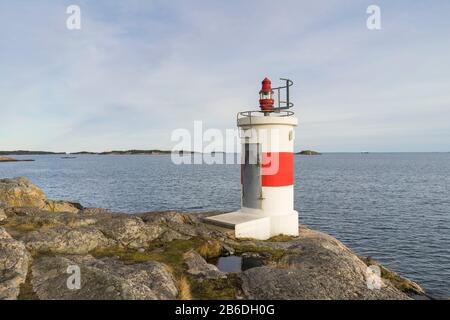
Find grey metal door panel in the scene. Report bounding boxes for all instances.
[242,143,262,209]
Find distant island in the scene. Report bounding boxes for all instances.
[2,149,323,156]
[297,150,321,155]
[99,150,172,155]
[71,150,196,155]
[0,156,34,162]
[0,150,197,156]
[0,151,65,155]
[68,151,96,155]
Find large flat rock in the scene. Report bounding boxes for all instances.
[239,228,412,300]
[31,255,178,300]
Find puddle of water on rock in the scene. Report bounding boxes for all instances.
[216,255,242,273]
[214,255,266,273]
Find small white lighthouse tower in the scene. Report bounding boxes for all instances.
[206,78,299,240]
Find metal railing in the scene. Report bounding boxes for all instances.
[237,110,294,122]
[272,78,294,111]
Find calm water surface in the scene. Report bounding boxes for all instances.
[1,153,449,298]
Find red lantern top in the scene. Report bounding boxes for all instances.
[259,77,275,112]
[260,77,272,92]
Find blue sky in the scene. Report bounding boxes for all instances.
[0,0,449,152]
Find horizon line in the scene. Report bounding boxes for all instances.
[1,149,450,154]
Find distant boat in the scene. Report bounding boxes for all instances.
[61,157,77,159]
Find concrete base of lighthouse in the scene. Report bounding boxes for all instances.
[204,210,299,240]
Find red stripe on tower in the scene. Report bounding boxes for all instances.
[261,152,294,187]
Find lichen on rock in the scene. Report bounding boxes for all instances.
[96,215,163,249]
[0,177,81,213]
[21,226,115,255]
[31,255,178,300]
[184,249,226,279]
[0,227,31,299]
[0,207,6,222]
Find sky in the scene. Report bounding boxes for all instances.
[0,0,449,153]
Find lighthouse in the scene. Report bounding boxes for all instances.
[205,78,299,240]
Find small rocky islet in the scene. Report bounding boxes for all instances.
[297,150,321,155]
[0,177,424,300]
[0,156,34,163]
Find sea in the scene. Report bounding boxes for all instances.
[1,152,449,298]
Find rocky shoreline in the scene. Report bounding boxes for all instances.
[0,177,425,300]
